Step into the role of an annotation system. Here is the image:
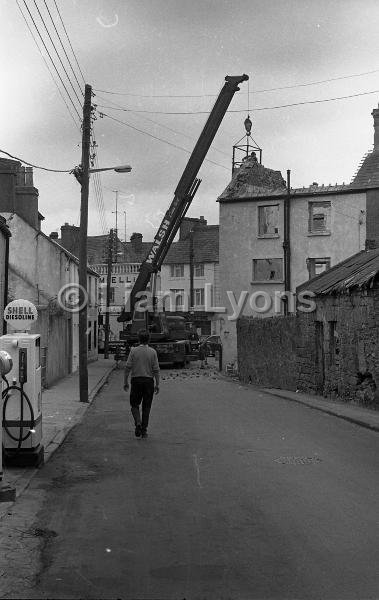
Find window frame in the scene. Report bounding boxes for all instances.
[308,201,331,235]
[170,263,184,278]
[307,257,331,279]
[257,203,280,238]
[252,257,284,283]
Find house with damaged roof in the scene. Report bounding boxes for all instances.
[218,103,379,368]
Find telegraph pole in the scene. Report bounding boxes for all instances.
[104,229,114,359]
[78,83,92,403]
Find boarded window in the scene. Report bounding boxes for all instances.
[307,257,331,279]
[309,201,331,233]
[258,204,279,236]
[252,258,283,281]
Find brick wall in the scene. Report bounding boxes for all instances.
[237,288,379,407]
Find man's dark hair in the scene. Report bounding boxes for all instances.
[138,329,150,344]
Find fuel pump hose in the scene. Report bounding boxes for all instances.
[2,375,36,452]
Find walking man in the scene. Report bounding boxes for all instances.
[124,329,160,438]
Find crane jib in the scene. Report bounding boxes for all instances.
[145,195,182,265]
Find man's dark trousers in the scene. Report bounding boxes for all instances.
[130,376,155,431]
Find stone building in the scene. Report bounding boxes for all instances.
[0,159,99,386]
[219,103,379,368]
[237,247,379,407]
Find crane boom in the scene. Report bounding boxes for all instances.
[125,74,248,314]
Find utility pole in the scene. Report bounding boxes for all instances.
[112,190,119,261]
[189,228,195,310]
[104,229,114,359]
[123,211,127,261]
[78,83,92,402]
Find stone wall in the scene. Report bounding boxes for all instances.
[237,287,379,407]
[237,315,304,390]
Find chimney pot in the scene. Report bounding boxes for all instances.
[50,232,58,239]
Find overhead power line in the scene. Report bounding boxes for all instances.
[20,0,82,121]
[97,88,379,116]
[0,149,72,172]
[53,0,86,84]
[94,67,379,98]
[32,0,83,106]
[42,0,84,94]
[16,0,81,129]
[99,112,230,171]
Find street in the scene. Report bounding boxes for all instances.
[1,366,379,600]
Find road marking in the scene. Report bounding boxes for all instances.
[192,454,202,488]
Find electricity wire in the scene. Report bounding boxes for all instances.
[16,0,81,130]
[97,88,379,115]
[53,0,86,85]
[99,112,230,171]
[94,67,379,98]
[32,0,83,106]
[42,0,84,95]
[21,0,82,121]
[0,149,72,172]
[95,92,230,159]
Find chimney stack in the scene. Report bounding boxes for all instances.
[60,223,80,256]
[179,216,208,240]
[50,232,59,240]
[372,105,379,150]
[130,232,143,254]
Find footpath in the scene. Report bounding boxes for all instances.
[0,358,116,518]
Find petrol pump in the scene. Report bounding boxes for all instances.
[1,300,44,467]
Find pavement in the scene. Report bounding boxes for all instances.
[0,355,378,516]
[0,357,116,516]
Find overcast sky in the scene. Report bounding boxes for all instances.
[2,0,379,241]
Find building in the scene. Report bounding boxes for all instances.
[160,217,221,336]
[58,226,152,340]
[0,159,99,386]
[219,104,379,367]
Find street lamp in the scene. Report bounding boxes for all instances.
[89,164,132,174]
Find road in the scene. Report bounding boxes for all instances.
[1,366,379,600]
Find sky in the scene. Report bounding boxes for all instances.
[2,0,379,241]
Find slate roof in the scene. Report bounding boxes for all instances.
[351,149,379,187]
[163,225,219,264]
[297,248,379,295]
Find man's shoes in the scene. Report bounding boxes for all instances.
[135,424,142,437]
[141,429,148,439]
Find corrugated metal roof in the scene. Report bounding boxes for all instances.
[297,248,379,295]
[163,225,219,264]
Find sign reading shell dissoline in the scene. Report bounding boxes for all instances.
[4,299,38,331]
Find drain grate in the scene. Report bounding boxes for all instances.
[275,456,322,465]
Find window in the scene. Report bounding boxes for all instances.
[307,257,331,279]
[309,201,331,234]
[258,204,279,236]
[171,289,184,310]
[88,322,92,350]
[252,258,283,281]
[170,264,184,278]
[110,287,115,303]
[194,288,205,306]
[194,263,204,277]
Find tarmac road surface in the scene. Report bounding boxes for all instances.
[1,366,379,600]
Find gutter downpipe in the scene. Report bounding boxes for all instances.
[283,169,291,315]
